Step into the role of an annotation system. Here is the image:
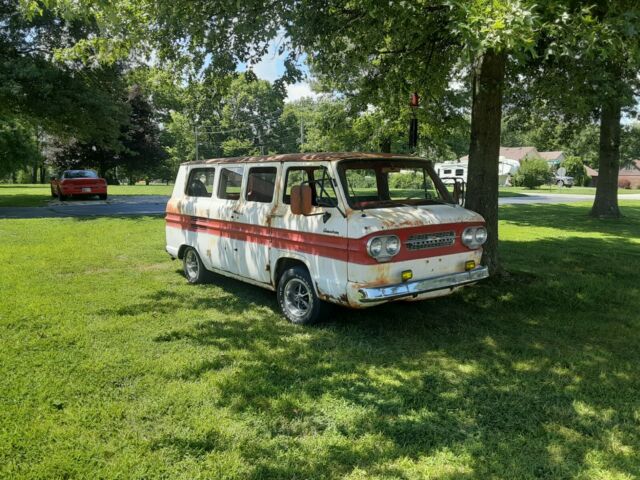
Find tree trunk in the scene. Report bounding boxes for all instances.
[379,137,391,153]
[465,50,506,275]
[590,99,622,218]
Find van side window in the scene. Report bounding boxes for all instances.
[283,166,337,206]
[455,169,464,176]
[218,167,244,200]
[185,168,215,197]
[246,167,277,203]
[443,169,452,175]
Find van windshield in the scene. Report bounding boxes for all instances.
[337,159,452,209]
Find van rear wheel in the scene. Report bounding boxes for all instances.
[183,247,211,284]
[277,266,325,324]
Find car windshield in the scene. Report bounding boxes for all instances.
[64,170,98,179]
[337,159,452,209]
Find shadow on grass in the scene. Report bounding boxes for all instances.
[142,233,640,478]
[0,184,49,189]
[500,202,640,236]
[0,194,50,208]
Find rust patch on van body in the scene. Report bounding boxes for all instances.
[369,262,392,286]
[315,281,350,306]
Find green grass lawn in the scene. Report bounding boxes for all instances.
[1,201,639,479]
[0,184,173,207]
[500,186,639,196]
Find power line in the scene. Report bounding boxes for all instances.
[194,110,306,160]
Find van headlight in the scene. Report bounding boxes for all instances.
[367,235,400,261]
[461,226,488,249]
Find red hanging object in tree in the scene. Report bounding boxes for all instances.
[409,92,420,148]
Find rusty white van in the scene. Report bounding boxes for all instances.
[165,152,489,324]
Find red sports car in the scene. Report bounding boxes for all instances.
[50,170,108,200]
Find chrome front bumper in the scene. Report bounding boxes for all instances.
[357,266,489,303]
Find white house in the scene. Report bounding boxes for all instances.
[435,147,566,185]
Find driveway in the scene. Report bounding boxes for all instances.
[0,195,169,219]
[1,192,639,219]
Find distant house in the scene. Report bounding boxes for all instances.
[585,166,599,186]
[538,151,565,167]
[444,146,541,185]
[436,147,570,185]
[586,161,640,188]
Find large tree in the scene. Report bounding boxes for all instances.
[53,85,166,180]
[1,0,128,147]
[0,117,40,179]
[507,1,640,217]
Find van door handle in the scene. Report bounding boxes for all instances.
[233,209,241,215]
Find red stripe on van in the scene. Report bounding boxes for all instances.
[165,213,482,265]
[165,213,349,262]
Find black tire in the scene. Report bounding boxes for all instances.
[99,194,107,200]
[277,266,326,325]
[182,247,211,284]
[556,180,564,187]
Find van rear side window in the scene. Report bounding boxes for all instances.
[186,168,215,197]
[246,167,277,203]
[218,167,244,200]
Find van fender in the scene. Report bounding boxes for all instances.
[271,250,350,306]
[271,251,313,287]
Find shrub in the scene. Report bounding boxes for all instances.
[514,158,551,189]
[389,172,424,189]
[619,178,631,189]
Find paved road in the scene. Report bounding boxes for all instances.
[499,192,640,204]
[1,192,639,219]
[0,195,169,219]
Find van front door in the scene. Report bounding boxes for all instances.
[268,163,348,296]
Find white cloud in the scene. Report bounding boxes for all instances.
[285,82,319,102]
[249,33,287,82]
[237,33,316,102]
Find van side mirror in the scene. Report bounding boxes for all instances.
[291,184,313,215]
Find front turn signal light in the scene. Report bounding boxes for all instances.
[401,270,413,282]
[465,260,476,271]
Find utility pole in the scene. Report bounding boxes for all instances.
[299,119,304,151]
[194,126,199,162]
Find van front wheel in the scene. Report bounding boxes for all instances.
[183,247,210,284]
[277,266,325,324]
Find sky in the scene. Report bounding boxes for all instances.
[237,37,318,103]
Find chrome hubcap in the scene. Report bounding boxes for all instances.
[185,250,199,279]
[284,278,312,318]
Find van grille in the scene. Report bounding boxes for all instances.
[405,231,455,251]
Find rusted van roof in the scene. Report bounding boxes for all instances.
[182,152,422,166]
